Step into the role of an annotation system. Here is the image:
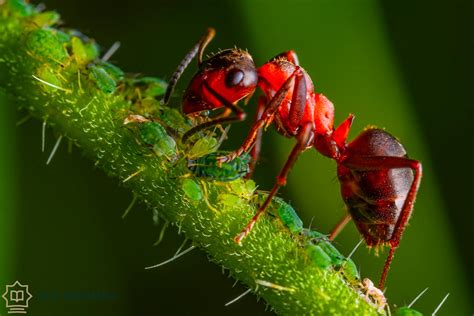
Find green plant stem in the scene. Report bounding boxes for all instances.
[0,2,380,314]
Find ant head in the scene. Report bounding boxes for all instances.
[257,51,313,98]
[183,49,258,115]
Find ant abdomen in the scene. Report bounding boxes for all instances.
[337,128,414,245]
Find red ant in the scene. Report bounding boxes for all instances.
[163,28,422,289]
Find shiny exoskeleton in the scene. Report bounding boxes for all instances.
[163,28,422,289]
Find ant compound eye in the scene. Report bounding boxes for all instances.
[225,69,245,87]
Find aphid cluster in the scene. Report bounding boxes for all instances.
[164,28,423,289]
[262,196,360,282]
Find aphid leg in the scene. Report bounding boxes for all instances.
[341,155,422,288]
[182,80,246,143]
[200,180,220,213]
[216,125,231,149]
[329,214,352,241]
[234,122,313,244]
[246,96,266,178]
[163,28,215,105]
[219,67,305,163]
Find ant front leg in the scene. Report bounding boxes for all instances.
[341,155,422,289]
[234,122,314,244]
[181,81,246,143]
[219,67,306,163]
[163,28,216,105]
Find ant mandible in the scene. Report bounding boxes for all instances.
[163,28,422,289]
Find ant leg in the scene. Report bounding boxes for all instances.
[341,155,422,289]
[328,214,352,241]
[182,81,246,143]
[288,70,307,133]
[246,97,266,178]
[234,123,313,244]
[163,28,216,105]
[219,67,306,163]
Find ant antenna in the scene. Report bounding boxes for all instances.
[163,28,215,105]
[408,287,429,308]
[432,293,449,315]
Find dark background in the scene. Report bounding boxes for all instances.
[0,0,472,315]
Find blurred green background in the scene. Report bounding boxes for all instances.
[0,0,472,315]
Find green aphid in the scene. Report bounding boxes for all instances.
[229,179,256,199]
[267,196,303,234]
[187,151,250,182]
[35,65,62,92]
[158,108,191,135]
[30,11,60,27]
[89,64,116,94]
[182,178,202,201]
[303,229,346,266]
[393,307,423,316]
[302,228,327,240]
[318,240,346,267]
[26,29,69,64]
[97,61,124,81]
[53,30,71,44]
[6,0,34,16]
[218,193,243,208]
[133,77,167,98]
[139,121,176,158]
[305,244,332,269]
[188,137,219,159]
[338,258,360,282]
[71,36,100,65]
